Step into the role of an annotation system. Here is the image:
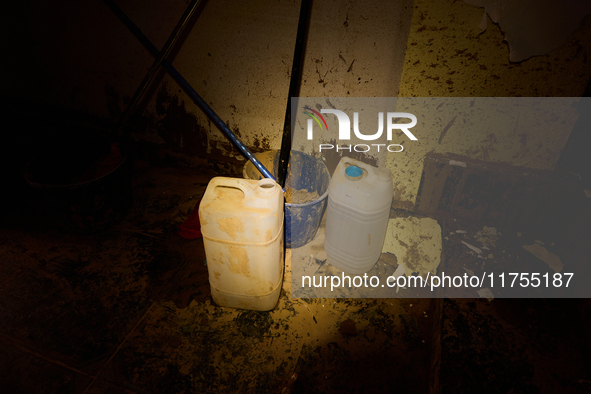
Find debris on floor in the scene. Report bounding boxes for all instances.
[0,164,433,393]
[522,243,564,273]
[383,215,442,278]
[1,162,589,393]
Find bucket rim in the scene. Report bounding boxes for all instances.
[243,149,331,208]
[285,187,329,208]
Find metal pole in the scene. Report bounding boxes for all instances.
[116,0,203,137]
[104,0,276,181]
[277,0,312,188]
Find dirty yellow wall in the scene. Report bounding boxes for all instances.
[389,0,591,206]
[138,0,413,166]
[4,0,591,200]
[2,0,410,170]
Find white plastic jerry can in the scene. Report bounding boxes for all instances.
[324,157,394,275]
[199,177,284,311]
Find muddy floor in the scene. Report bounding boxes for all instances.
[0,161,590,393]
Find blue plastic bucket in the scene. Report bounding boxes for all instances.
[243,150,330,248]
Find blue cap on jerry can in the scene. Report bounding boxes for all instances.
[345,165,363,179]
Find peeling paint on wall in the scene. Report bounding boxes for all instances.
[465,0,591,62]
[393,0,591,206]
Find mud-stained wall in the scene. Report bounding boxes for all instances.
[137,0,413,166]
[3,0,411,172]
[4,0,591,200]
[389,0,591,206]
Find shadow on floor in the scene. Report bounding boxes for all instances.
[0,162,589,393]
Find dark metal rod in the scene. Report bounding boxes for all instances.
[277,0,312,188]
[104,0,276,181]
[116,0,202,137]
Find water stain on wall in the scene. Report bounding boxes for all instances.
[252,136,271,153]
[133,85,275,173]
[154,87,209,157]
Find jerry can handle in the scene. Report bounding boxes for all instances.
[208,177,252,198]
